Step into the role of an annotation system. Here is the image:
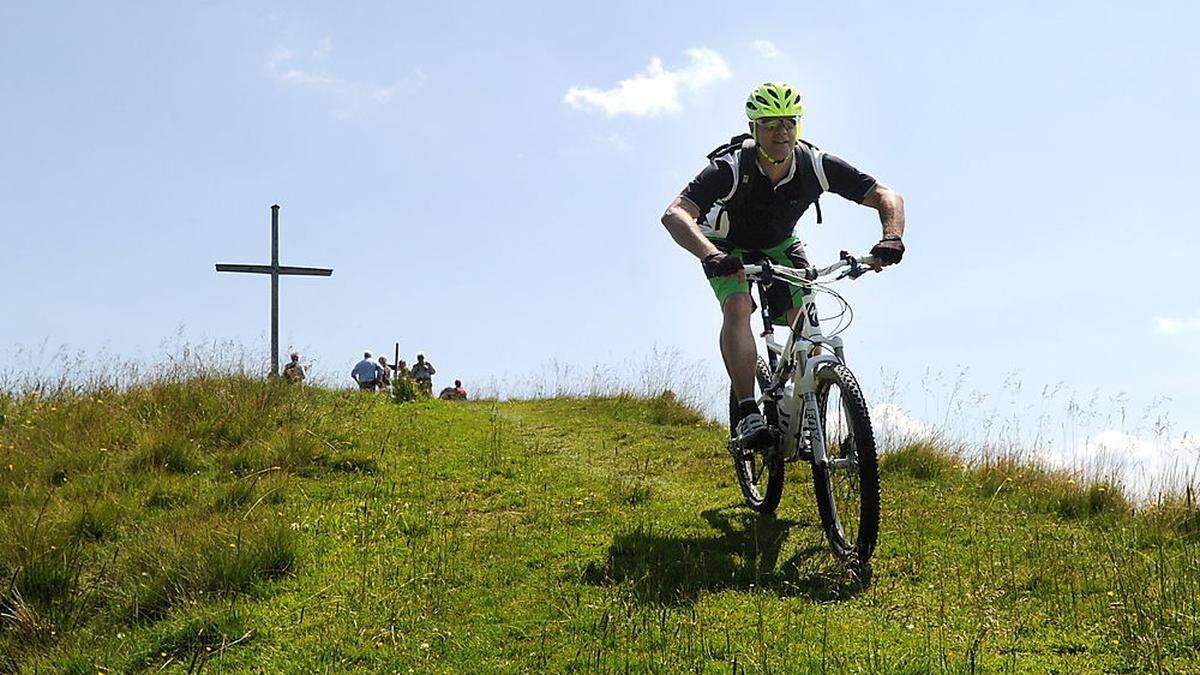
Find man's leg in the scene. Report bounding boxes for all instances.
[720,292,758,400]
[721,292,772,447]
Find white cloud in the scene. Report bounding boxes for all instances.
[871,402,933,443]
[311,37,332,60]
[1043,428,1200,495]
[267,46,294,71]
[1154,314,1200,335]
[596,132,633,154]
[563,48,731,117]
[752,40,782,59]
[265,43,423,117]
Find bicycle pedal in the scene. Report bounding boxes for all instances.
[726,442,755,461]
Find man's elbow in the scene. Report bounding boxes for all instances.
[661,206,678,228]
[880,185,904,210]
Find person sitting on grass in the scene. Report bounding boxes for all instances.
[438,379,468,401]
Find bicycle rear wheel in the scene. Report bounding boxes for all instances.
[729,358,785,513]
[810,363,880,565]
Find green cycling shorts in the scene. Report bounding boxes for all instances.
[709,235,809,326]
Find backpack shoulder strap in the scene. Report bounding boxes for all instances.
[797,139,829,192]
[706,133,756,203]
[706,133,753,160]
[796,139,826,224]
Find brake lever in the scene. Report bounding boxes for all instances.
[838,250,864,280]
[759,260,775,286]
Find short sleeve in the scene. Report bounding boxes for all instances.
[821,153,877,203]
[679,159,735,214]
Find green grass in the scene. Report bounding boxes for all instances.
[1,377,1198,672]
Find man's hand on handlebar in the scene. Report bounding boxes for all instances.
[868,236,904,270]
[702,251,745,280]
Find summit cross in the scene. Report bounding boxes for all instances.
[215,204,333,376]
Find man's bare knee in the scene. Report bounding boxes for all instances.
[722,293,754,322]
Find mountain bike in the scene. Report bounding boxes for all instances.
[727,252,882,567]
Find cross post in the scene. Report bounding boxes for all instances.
[215,205,333,376]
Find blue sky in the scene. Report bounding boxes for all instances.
[2,2,1197,475]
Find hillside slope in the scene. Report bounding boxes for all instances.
[2,379,1198,672]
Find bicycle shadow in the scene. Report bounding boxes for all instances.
[582,505,870,606]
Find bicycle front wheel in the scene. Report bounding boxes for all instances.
[729,358,785,513]
[810,363,881,565]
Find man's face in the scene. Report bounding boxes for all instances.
[750,116,797,161]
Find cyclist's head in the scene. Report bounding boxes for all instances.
[745,82,803,164]
[745,82,803,121]
[290,352,300,361]
[417,353,425,361]
[364,351,371,358]
[455,379,462,387]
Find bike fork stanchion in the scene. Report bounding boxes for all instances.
[802,391,830,468]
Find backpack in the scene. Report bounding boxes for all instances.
[705,133,828,224]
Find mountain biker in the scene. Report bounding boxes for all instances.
[660,82,906,448]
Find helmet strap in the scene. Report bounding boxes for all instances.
[752,125,791,166]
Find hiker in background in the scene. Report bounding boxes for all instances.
[395,359,412,380]
[351,351,382,391]
[411,353,436,397]
[439,379,468,400]
[377,355,393,391]
[282,352,306,384]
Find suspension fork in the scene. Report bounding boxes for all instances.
[802,391,830,467]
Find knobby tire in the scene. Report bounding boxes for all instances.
[810,363,881,566]
[729,358,785,513]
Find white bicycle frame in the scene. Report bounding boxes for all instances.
[740,255,877,473]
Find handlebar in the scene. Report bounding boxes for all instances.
[743,251,880,284]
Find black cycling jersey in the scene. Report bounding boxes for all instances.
[679,140,877,250]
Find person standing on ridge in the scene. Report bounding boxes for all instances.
[660,82,906,448]
[351,351,382,391]
[411,353,436,397]
[282,352,306,384]
[396,359,412,380]
[377,355,393,391]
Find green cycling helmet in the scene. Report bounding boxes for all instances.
[745,82,804,120]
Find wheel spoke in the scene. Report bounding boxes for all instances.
[820,377,862,547]
[728,358,787,514]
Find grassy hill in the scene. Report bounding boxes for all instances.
[1,377,1198,672]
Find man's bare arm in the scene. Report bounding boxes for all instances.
[661,197,721,260]
[861,184,905,239]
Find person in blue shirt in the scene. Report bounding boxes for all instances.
[351,351,382,391]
